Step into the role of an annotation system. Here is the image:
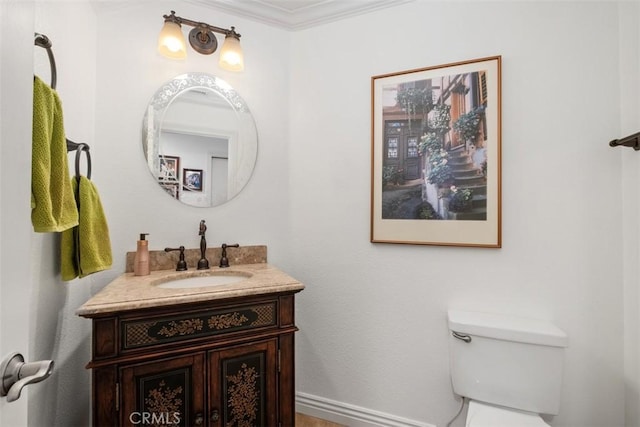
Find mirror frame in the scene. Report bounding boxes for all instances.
[142,73,258,207]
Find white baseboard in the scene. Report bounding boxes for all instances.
[295,392,437,427]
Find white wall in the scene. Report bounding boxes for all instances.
[0,1,34,426]
[289,2,625,427]
[30,3,97,426]
[11,1,638,427]
[621,2,640,427]
[92,1,291,265]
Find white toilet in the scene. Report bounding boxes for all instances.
[447,309,568,427]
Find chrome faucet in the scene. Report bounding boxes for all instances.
[197,220,210,270]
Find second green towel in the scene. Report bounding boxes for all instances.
[61,176,112,281]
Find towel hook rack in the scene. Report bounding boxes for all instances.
[34,32,93,177]
[73,144,91,181]
[67,139,92,178]
[609,131,640,151]
[34,33,57,90]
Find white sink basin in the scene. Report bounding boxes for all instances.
[156,272,252,289]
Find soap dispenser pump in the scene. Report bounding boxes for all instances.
[134,233,150,276]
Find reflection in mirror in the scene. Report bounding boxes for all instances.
[142,73,258,207]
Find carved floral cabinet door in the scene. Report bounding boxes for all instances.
[209,339,278,427]
[120,353,206,427]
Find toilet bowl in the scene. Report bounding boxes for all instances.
[466,401,549,427]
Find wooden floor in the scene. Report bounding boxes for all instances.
[296,413,345,427]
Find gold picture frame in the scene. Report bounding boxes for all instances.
[371,56,502,247]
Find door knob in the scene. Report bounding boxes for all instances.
[0,352,54,402]
[210,409,220,422]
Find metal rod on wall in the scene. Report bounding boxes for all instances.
[609,132,640,151]
[34,33,57,89]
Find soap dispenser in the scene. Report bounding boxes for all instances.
[134,233,150,276]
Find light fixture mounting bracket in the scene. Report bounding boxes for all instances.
[189,27,218,55]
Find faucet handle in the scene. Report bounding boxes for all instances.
[164,246,187,271]
[219,243,240,268]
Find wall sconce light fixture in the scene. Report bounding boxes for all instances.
[158,10,244,72]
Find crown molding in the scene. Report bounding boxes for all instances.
[187,0,413,30]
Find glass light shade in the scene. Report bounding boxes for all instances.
[158,21,187,59]
[219,36,244,72]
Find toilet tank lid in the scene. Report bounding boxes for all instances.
[448,310,568,348]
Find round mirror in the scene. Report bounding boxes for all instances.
[142,73,258,207]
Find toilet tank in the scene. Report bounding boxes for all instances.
[448,310,568,415]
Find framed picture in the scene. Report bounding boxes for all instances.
[371,56,501,247]
[159,181,179,199]
[159,155,180,181]
[183,168,203,192]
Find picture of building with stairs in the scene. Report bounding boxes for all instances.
[381,68,489,221]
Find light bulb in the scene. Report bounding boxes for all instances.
[219,35,244,72]
[158,21,187,60]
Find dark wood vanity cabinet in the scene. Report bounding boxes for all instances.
[120,353,205,426]
[84,293,299,427]
[209,339,278,426]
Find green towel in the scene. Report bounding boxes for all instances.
[61,176,112,281]
[31,76,79,232]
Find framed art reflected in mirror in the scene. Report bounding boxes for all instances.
[159,155,180,181]
[183,168,203,192]
[160,182,179,199]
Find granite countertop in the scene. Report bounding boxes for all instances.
[76,263,304,317]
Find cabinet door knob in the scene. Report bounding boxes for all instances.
[194,413,204,425]
[211,409,220,422]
